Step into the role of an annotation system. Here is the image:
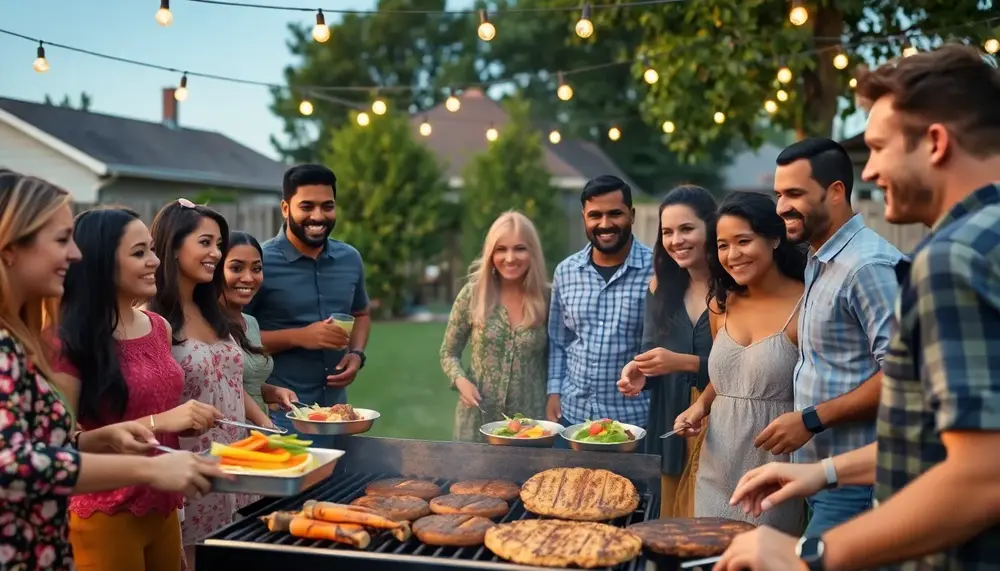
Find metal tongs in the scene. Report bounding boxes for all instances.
[660,422,691,439]
[216,418,288,434]
[680,555,722,569]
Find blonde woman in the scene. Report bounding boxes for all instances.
[440,211,549,441]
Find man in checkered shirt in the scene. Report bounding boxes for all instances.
[714,44,1000,570]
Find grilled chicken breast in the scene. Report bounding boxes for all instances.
[520,467,639,521]
[485,519,642,568]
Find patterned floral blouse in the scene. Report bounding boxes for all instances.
[0,328,81,571]
[440,282,548,442]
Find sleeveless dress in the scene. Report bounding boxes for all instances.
[694,298,805,535]
[172,337,250,545]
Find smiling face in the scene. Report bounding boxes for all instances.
[177,216,223,284]
[660,204,707,270]
[3,203,81,300]
[224,244,263,307]
[491,231,531,282]
[283,184,337,248]
[773,159,833,245]
[116,219,159,300]
[715,214,777,286]
[583,190,634,254]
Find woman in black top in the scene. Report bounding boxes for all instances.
[619,185,717,517]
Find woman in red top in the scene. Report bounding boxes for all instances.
[52,207,225,571]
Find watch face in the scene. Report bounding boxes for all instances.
[797,537,824,563]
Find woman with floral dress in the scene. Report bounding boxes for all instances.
[440,211,549,442]
[0,171,226,570]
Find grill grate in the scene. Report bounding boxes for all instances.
[205,470,662,571]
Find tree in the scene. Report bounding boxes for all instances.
[44,92,93,111]
[322,108,449,318]
[600,0,999,158]
[460,97,566,272]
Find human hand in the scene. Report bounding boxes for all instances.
[262,384,298,410]
[729,461,827,517]
[298,318,350,350]
[633,348,682,377]
[617,361,646,397]
[145,452,234,499]
[545,394,561,423]
[454,377,482,408]
[157,400,223,436]
[674,400,708,436]
[713,526,806,571]
[84,421,158,455]
[754,411,814,456]
[326,352,362,388]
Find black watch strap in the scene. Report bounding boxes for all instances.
[796,537,826,571]
[802,405,825,434]
[348,349,366,368]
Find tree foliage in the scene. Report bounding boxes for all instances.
[460,97,566,272]
[323,108,449,317]
[44,92,92,111]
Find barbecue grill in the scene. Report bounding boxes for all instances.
[197,436,668,570]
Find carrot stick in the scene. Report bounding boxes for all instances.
[301,500,411,542]
[260,512,371,549]
[220,454,309,470]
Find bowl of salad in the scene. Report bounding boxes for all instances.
[560,419,646,452]
[285,403,380,435]
[480,414,563,448]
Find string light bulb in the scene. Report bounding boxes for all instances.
[776,89,789,102]
[713,112,726,124]
[357,112,370,126]
[419,116,432,137]
[478,10,496,42]
[299,100,314,116]
[764,100,778,114]
[155,0,173,27]
[312,10,331,43]
[902,42,918,57]
[445,90,461,112]
[556,72,574,101]
[849,77,858,89]
[608,126,621,141]
[661,121,675,134]
[32,42,50,73]
[833,53,848,70]
[986,38,1000,55]
[789,0,808,26]
[486,124,498,141]
[173,73,189,102]
[549,129,561,144]
[575,3,594,39]
[777,66,792,84]
[372,98,387,116]
[642,57,659,85]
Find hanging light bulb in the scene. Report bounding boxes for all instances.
[902,42,918,57]
[419,116,432,137]
[986,38,1000,55]
[642,57,659,85]
[833,53,848,70]
[556,72,574,101]
[357,111,370,126]
[312,10,331,43]
[32,42,50,73]
[372,98,387,116]
[174,73,189,102]
[155,0,174,26]
[764,100,778,114]
[477,10,496,42]
[299,100,314,116]
[661,120,675,134]
[776,89,789,102]
[777,66,792,84]
[608,126,621,141]
[849,77,858,89]
[575,3,594,39]
[444,90,461,112]
[486,124,498,141]
[713,112,726,124]
[549,129,562,144]
[789,0,808,26]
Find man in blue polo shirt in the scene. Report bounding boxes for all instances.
[246,164,371,444]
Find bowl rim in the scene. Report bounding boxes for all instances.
[285,407,381,424]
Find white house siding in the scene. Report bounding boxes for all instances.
[0,122,102,202]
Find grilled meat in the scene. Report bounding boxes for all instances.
[365,478,443,500]
[520,467,639,521]
[349,495,431,522]
[485,519,642,568]
[411,514,495,547]
[429,494,508,520]
[448,479,520,502]
[628,517,756,557]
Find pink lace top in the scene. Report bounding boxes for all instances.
[51,311,185,518]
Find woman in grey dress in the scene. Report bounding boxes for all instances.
[674,192,807,534]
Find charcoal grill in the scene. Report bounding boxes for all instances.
[198,436,671,571]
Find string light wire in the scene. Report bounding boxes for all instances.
[182,0,687,15]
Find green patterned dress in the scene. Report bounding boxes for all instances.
[440,282,548,442]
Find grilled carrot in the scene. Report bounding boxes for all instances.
[302,500,412,542]
[260,511,371,549]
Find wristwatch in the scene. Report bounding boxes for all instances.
[796,536,826,571]
[821,457,838,489]
[802,405,825,434]
[348,349,367,369]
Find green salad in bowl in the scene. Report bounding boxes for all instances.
[570,418,636,443]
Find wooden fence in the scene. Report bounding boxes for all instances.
[73,201,285,242]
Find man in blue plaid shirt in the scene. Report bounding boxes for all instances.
[546,175,653,441]
[716,44,1000,571]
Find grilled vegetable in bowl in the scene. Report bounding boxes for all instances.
[480,414,562,447]
[285,403,380,436]
[560,419,646,452]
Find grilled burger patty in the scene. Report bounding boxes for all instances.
[628,517,756,557]
[449,479,520,502]
[412,514,496,546]
[429,494,508,519]
[365,478,443,501]
[520,467,639,521]
[485,519,642,568]
[349,495,431,522]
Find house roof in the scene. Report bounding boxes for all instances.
[409,89,641,192]
[0,97,287,193]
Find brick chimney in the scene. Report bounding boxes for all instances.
[162,88,179,128]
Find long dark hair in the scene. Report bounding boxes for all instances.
[229,231,263,257]
[652,185,718,312]
[708,191,807,312]
[148,201,258,354]
[59,207,142,424]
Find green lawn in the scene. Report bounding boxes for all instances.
[347,321,458,441]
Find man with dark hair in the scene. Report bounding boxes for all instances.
[715,44,1000,571]
[547,175,653,444]
[755,137,902,537]
[246,163,371,445]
